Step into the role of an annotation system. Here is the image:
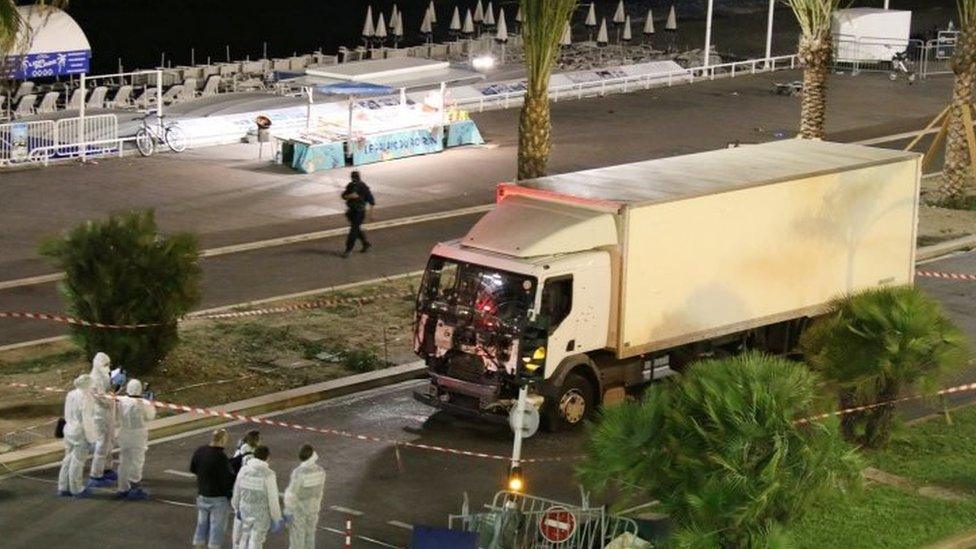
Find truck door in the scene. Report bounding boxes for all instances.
[540,276,576,376]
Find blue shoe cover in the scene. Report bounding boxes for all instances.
[124,487,149,501]
[101,470,118,482]
[87,476,114,488]
[73,488,93,498]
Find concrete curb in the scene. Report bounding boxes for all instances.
[925,530,976,549]
[0,361,427,473]
[917,235,976,262]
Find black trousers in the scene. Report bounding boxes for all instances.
[345,209,368,252]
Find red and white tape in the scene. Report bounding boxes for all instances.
[0,290,411,330]
[8,379,976,464]
[916,270,976,282]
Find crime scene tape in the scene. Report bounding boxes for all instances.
[7,379,976,464]
[915,270,976,282]
[0,290,413,330]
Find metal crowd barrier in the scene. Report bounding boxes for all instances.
[448,490,641,549]
[0,114,121,167]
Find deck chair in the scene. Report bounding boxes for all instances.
[36,91,59,114]
[107,85,132,108]
[86,86,108,109]
[160,84,184,105]
[200,75,220,97]
[132,87,156,109]
[13,93,37,118]
[182,77,198,93]
[66,88,85,110]
[13,81,34,102]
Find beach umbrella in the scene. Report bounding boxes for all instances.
[390,4,398,29]
[560,21,572,46]
[596,17,608,45]
[463,9,475,34]
[622,15,632,41]
[496,7,508,42]
[450,6,461,32]
[421,8,433,35]
[585,2,597,27]
[643,8,655,35]
[474,0,484,23]
[428,1,437,23]
[665,5,677,31]
[375,12,388,39]
[612,0,626,24]
[362,5,375,39]
[394,11,404,38]
[485,2,496,26]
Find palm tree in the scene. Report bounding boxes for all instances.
[517,0,577,180]
[578,353,860,547]
[784,0,841,140]
[942,0,976,199]
[802,286,970,448]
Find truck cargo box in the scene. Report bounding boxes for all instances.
[481,140,920,359]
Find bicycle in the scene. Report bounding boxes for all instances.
[889,51,917,84]
[135,111,187,156]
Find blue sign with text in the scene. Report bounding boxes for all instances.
[3,49,90,79]
[353,127,443,165]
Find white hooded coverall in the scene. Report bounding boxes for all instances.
[232,458,282,549]
[116,381,156,492]
[89,352,116,477]
[283,453,326,549]
[57,375,97,495]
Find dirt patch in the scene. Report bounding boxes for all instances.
[0,276,421,453]
[863,467,970,503]
[918,175,976,246]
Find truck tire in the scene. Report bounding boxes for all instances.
[543,373,594,432]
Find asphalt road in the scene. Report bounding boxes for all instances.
[0,71,958,348]
[1,250,975,549]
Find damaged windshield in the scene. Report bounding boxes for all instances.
[418,256,536,328]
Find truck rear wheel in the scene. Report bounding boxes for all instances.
[543,373,594,432]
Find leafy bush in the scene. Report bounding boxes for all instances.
[40,210,201,375]
[802,286,970,448]
[578,353,861,548]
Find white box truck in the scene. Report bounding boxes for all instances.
[413,140,921,429]
[832,8,913,62]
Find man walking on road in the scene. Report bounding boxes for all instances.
[191,429,236,549]
[283,444,326,549]
[340,170,375,258]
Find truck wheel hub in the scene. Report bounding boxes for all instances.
[559,390,586,424]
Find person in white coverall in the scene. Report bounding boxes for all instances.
[116,378,156,500]
[232,445,283,549]
[87,352,118,485]
[57,374,98,497]
[283,444,326,549]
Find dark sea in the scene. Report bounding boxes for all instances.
[60,0,946,74]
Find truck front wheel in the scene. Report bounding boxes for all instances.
[543,373,594,431]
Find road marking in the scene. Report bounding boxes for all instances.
[158,498,197,508]
[164,469,195,479]
[330,505,364,516]
[0,273,63,291]
[387,520,414,530]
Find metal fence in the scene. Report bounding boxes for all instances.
[920,31,958,78]
[449,490,641,549]
[0,114,121,167]
[455,54,799,113]
[833,32,959,80]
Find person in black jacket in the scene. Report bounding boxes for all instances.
[191,429,236,549]
[340,171,375,258]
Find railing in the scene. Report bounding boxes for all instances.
[833,33,959,80]
[0,114,121,167]
[455,54,799,113]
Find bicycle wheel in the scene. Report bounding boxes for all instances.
[135,128,155,157]
[164,125,187,153]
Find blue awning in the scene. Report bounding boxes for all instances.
[314,82,396,96]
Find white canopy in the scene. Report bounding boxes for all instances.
[585,3,597,26]
[4,6,91,79]
[516,5,523,23]
[596,17,609,44]
[644,9,655,34]
[485,2,496,26]
[463,9,475,33]
[450,7,461,31]
[394,12,404,37]
[613,0,626,24]
[421,9,433,34]
[623,15,632,41]
[496,8,508,42]
[560,21,572,46]
[428,1,437,23]
[363,6,375,37]
[474,0,484,23]
[375,13,388,38]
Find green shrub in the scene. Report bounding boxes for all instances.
[578,353,861,548]
[40,210,201,375]
[802,286,970,448]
